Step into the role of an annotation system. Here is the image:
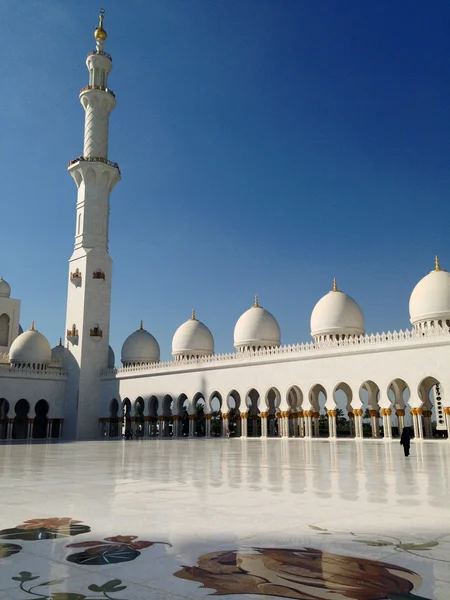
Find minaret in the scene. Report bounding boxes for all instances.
[64,11,120,439]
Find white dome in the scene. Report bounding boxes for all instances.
[121,322,160,365]
[311,280,364,339]
[172,311,214,358]
[0,277,11,298]
[409,258,450,326]
[108,345,115,368]
[234,297,280,350]
[10,324,51,366]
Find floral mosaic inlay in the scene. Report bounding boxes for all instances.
[0,518,90,541]
[174,547,430,599]
[66,535,167,565]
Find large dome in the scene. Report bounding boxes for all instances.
[0,277,11,298]
[10,323,52,366]
[409,257,450,327]
[311,280,364,340]
[172,311,214,359]
[121,322,160,366]
[234,297,280,351]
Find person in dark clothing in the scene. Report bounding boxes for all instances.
[400,427,412,457]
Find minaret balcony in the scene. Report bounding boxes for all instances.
[68,156,120,175]
[67,325,79,344]
[80,84,115,97]
[90,326,103,341]
[70,269,82,286]
[93,269,105,281]
[87,50,112,61]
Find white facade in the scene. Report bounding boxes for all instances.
[1,14,450,443]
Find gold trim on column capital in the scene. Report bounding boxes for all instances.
[312,411,320,418]
[395,409,405,417]
[380,408,392,416]
[353,409,363,416]
[422,410,432,417]
[260,412,268,418]
[188,414,196,421]
[443,407,450,415]
[369,410,379,418]
[327,410,337,417]
[348,412,354,419]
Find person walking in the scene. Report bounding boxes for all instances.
[400,426,412,457]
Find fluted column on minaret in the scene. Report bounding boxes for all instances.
[63,11,120,440]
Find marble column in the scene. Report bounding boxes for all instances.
[222,413,229,437]
[380,408,392,439]
[348,412,354,437]
[444,407,450,436]
[297,412,304,437]
[290,412,298,437]
[260,412,268,438]
[303,411,313,438]
[353,409,363,439]
[188,415,196,437]
[158,415,165,437]
[422,410,433,438]
[241,413,248,438]
[327,410,337,438]
[313,412,320,437]
[396,410,405,436]
[205,415,211,437]
[369,410,380,438]
[411,408,424,439]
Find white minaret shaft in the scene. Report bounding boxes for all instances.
[64,11,120,440]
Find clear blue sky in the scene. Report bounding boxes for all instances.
[1,1,449,361]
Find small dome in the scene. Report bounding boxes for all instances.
[234,297,280,351]
[108,345,115,368]
[311,279,364,340]
[409,257,450,327]
[10,323,51,366]
[172,311,214,359]
[51,339,66,362]
[0,277,11,298]
[121,322,160,366]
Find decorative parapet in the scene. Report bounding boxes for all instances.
[80,84,115,97]
[90,325,103,338]
[67,324,78,341]
[93,269,105,280]
[0,352,9,364]
[100,324,450,378]
[70,268,82,284]
[68,156,120,175]
[0,364,67,378]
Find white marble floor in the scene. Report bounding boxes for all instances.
[0,439,449,599]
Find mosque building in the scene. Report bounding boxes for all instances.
[1,14,449,442]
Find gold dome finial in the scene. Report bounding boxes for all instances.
[139,320,144,330]
[191,309,196,320]
[254,295,259,308]
[435,255,441,272]
[58,337,63,347]
[332,278,338,292]
[30,320,35,331]
[94,8,107,41]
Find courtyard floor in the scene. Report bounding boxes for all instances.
[0,438,449,599]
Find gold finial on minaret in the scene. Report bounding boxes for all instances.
[435,255,441,271]
[254,295,259,308]
[191,309,196,320]
[332,278,338,292]
[30,321,35,331]
[139,320,144,330]
[94,8,107,41]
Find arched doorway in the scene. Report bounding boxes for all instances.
[193,393,206,437]
[148,396,159,437]
[245,389,261,437]
[12,399,30,440]
[0,398,9,439]
[265,387,281,437]
[109,399,119,437]
[135,397,145,439]
[333,383,353,438]
[32,400,49,439]
[122,398,131,438]
[209,392,222,437]
[418,377,445,438]
[162,395,173,437]
[359,381,381,438]
[227,390,241,437]
[387,379,410,438]
[309,384,327,437]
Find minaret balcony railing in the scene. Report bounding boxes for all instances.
[80,84,115,97]
[87,50,112,61]
[68,156,120,174]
